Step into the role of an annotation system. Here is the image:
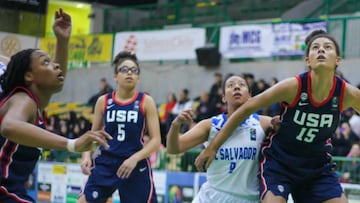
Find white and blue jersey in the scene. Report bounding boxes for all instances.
[0,86,45,203]
[195,112,265,202]
[259,71,346,202]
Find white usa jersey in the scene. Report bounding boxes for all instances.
[204,113,265,199]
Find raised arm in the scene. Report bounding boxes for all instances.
[53,8,71,78]
[167,109,211,154]
[195,77,298,171]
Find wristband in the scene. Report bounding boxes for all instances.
[66,139,76,152]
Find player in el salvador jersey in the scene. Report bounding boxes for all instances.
[167,75,273,203]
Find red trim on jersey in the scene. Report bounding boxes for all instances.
[0,186,32,203]
[0,140,18,178]
[307,72,337,107]
[286,75,302,108]
[112,91,139,106]
[339,80,346,112]
[104,93,109,113]
[139,93,146,116]
[259,131,276,200]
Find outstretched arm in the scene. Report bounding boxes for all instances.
[195,77,297,172]
[1,93,111,152]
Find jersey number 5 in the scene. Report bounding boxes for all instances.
[117,124,125,141]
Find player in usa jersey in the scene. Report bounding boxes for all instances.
[195,30,360,203]
[167,75,273,203]
[79,51,161,203]
[0,9,111,203]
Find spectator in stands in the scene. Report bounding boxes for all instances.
[0,9,111,203]
[194,91,215,123]
[341,143,360,183]
[170,88,193,133]
[264,77,281,117]
[243,73,259,96]
[161,92,177,146]
[87,77,113,112]
[332,121,359,156]
[209,72,223,114]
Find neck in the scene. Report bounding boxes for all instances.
[310,71,334,102]
[115,89,136,101]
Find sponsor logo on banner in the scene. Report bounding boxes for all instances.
[114,28,206,61]
[0,32,38,57]
[220,24,274,58]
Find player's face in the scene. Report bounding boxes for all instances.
[306,37,340,71]
[27,50,64,93]
[114,59,139,89]
[223,76,251,108]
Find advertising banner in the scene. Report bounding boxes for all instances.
[114,28,206,61]
[272,21,327,56]
[219,24,274,58]
[40,34,113,66]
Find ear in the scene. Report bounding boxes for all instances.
[305,56,310,67]
[24,72,33,83]
[335,56,341,66]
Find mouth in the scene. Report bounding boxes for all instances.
[233,92,242,98]
[317,55,326,60]
[57,73,65,81]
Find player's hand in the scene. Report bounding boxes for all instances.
[172,109,194,126]
[271,115,281,134]
[80,157,92,175]
[53,8,72,41]
[75,130,112,152]
[116,156,138,179]
[194,147,216,172]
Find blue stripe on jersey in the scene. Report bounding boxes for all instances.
[101,91,146,159]
[275,72,344,157]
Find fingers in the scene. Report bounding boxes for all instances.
[87,131,111,150]
[194,155,206,172]
[116,165,132,179]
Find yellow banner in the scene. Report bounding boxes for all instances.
[40,34,113,63]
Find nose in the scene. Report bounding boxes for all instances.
[53,62,60,69]
[317,46,325,53]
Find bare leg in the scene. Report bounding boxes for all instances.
[261,190,287,203]
[323,193,348,203]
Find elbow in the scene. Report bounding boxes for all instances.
[0,119,17,139]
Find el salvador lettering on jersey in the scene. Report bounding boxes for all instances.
[0,87,45,183]
[276,71,345,156]
[101,91,146,159]
[206,112,265,197]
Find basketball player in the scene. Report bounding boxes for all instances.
[0,9,111,203]
[167,75,273,203]
[195,30,354,203]
[78,51,161,203]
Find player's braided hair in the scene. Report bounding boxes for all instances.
[0,49,37,99]
[112,51,140,74]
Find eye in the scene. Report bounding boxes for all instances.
[311,45,319,50]
[43,60,50,65]
[325,45,332,50]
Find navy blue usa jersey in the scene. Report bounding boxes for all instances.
[101,91,146,159]
[274,71,345,158]
[0,87,45,185]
